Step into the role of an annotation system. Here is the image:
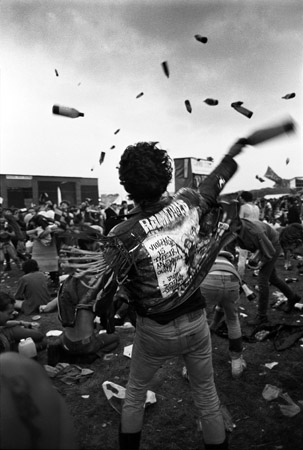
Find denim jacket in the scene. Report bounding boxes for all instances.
[97,155,238,317]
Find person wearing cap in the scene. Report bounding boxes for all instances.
[88,138,248,450]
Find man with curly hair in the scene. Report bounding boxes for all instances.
[93,139,248,450]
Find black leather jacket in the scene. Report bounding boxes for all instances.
[98,154,238,317]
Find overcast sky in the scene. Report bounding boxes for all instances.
[0,0,302,200]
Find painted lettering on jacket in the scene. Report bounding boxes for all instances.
[139,200,189,234]
[141,207,201,298]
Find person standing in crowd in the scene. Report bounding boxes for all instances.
[118,200,131,223]
[238,191,260,221]
[237,191,260,278]
[0,215,21,272]
[3,208,27,261]
[200,251,246,378]
[287,196,301,225]
[14,259,52,315]
[38,200,56,221]
[233,218,301,325]
[258,198,273,223]
[104,202,119,235]
[85,138,248,450]
[59,200,74,227]
[26,210,59,286]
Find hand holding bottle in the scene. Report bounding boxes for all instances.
[227,118,296,159]
[246,119,296,146]
[227,138,249,158]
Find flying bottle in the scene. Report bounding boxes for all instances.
[52,105,84,118]
[245,119,295,146]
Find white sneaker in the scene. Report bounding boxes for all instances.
[231,356,247,378]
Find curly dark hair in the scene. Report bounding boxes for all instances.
[22,259,39,274]
[118,142,173,204]
[240,191,253,202]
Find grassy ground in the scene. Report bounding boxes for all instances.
[1,253,303,450]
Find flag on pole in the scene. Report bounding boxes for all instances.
[264,166,283,184]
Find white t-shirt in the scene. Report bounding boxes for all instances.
[239,203,260,221]
[38,210,55,220]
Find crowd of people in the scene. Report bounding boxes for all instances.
[0,198,134,278]
[0,141,303,449]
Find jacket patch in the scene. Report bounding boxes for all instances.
[139,200,189,234]
[142,208,202,297]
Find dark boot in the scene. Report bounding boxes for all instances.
[119,426,141,450]
[204,437,229,449]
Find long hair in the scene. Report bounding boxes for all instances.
[118,142,173,204]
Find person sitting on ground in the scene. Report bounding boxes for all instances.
[0,351,78,449]
[47,275,120,359]
[0,291,46,353]
[14,259,53,315]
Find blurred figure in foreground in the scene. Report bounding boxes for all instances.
[0,351,78,449]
